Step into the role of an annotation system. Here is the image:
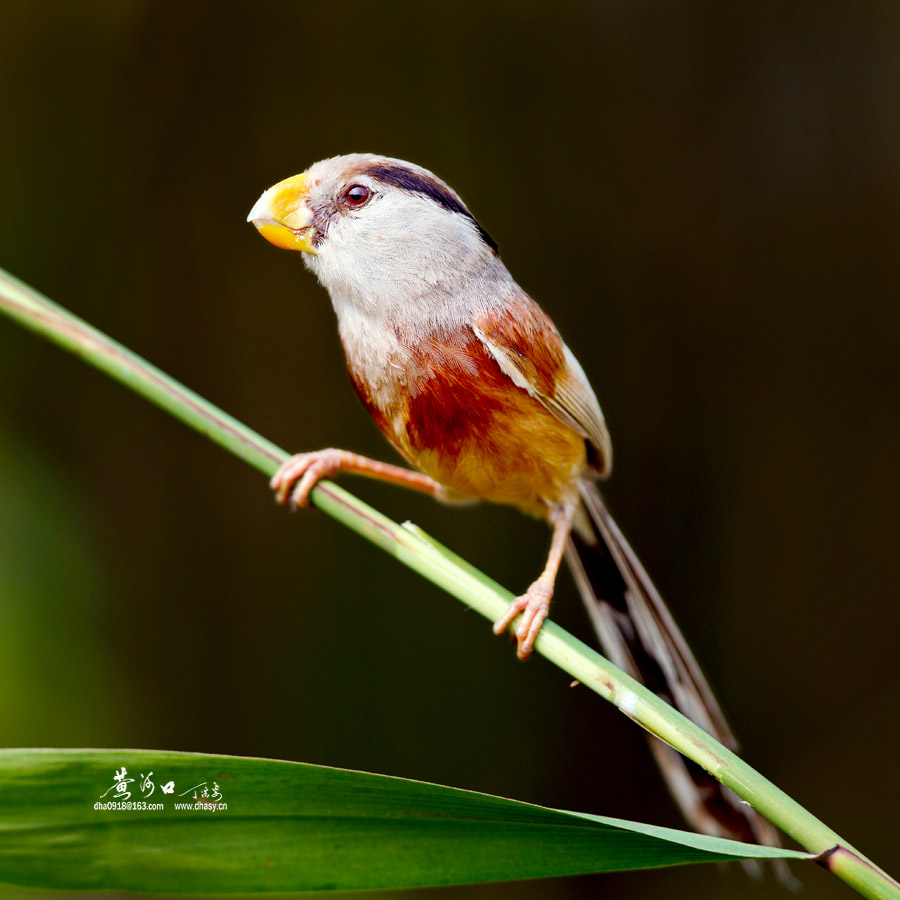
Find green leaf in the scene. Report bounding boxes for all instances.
[0,749,806,894]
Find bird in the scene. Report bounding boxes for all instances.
[247,153,782,855]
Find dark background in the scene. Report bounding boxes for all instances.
[2,2,899,898]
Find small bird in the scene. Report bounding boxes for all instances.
[248,154,780,853]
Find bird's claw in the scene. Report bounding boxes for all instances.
[270,449,346,508]
[493,578,553,659]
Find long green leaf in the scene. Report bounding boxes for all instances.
[0,749,806,894]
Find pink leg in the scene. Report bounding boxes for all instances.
[271,448,446,508]
[493,501,576,659]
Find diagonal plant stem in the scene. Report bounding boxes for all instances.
[0,266,897,900]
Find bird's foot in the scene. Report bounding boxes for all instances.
[270,448,352,507]
[493,577,554,660]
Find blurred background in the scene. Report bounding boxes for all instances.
[1,2,899,897]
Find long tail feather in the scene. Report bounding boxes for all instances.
[567,481,791,880]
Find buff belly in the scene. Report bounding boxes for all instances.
[413,415,586,517]
[400,361,587,518]
[344,326,589,518]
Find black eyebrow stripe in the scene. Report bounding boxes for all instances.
[365,163,499,254]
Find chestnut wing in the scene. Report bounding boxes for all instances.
[473,302,612,476]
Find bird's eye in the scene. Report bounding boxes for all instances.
[343,184,372,208]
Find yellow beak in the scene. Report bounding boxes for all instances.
[247,173,317,254]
